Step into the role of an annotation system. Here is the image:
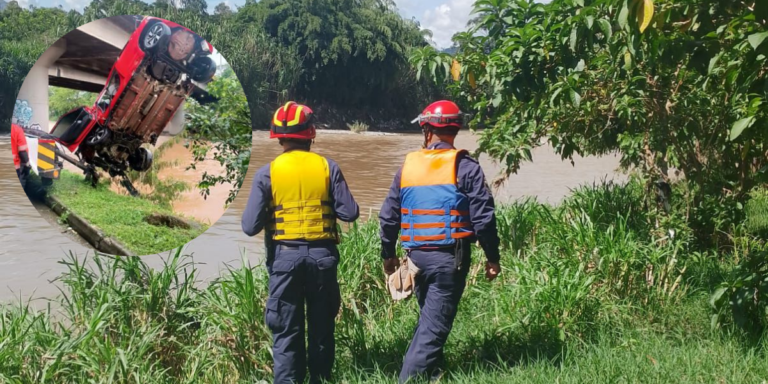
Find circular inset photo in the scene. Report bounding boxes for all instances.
[7,15,252,256]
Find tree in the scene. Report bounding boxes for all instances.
[213,2,232,15]
[48,87,97,119]
[185,67,251,204]
[237,0,436,112]
[180,0,207,14]
[413,0,767,201]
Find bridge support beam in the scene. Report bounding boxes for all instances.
[15,39,66,131]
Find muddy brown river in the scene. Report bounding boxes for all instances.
[0,131,625,302]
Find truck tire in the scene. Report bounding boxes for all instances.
[190,56,216,83]
[129,147,153,172]
[139,20,171,53]
[85,125,111,147]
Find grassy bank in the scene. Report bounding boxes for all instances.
[49,171,207,256]
[1,180,766,383]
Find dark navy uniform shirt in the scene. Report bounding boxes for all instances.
[241,150,360,244]
[379,141,501,263]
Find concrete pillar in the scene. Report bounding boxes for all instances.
[14,38,66,132]
[165,102,186,136]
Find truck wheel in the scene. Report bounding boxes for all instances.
[190,56,216,83]
[139,20,171,53]
[85,125,111,146]
[129,147,153,172]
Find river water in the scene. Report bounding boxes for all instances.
[0,131,625,302]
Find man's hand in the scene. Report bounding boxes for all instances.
[383,257,400,275]
[485,262,500,281]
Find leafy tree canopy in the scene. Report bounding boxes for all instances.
[413,0,767,200]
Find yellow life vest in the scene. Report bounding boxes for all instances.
[269,150,337,242]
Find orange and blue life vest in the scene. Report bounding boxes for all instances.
[400,149,473,249]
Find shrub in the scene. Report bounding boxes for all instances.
[346,121,369,134]
[745,187,768,237]
[711,247,768,334]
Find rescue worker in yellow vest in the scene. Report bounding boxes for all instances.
[242,102,360,384]
[379,100,501,383]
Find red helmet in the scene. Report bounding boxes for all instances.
[270,101,316,140]
[411,100,464,129]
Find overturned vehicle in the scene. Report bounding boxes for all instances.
[43,16,216,195]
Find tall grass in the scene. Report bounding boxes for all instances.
[1,180,766,383]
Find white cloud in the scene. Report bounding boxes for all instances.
[63,0,90,10]
[14,0,41,9]
[419,0,475,48]
[404,0,554,48]
[393,0,419,17]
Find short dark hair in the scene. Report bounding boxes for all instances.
[278,138,312,150]
[425,125,459,137]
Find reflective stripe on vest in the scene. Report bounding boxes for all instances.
[399,149,473,249]
[269,151,337,241]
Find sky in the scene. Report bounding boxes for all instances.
[13,0,551,48]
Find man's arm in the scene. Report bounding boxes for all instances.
[18,150,29,166]
[458,155,501,264]
[241,165,271,237]
[328,159,360,222]
[378,167,403,260]
[13,127,29,166]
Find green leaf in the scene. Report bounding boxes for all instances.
[492,93,502,108]
[570,89,582,108]
[575,59,585,72]
[598,19,613,40]
[618,0,630,30]
[710,314,720,330]
[586,16,594,29]
[708,53,722,75]
[748,32,768,50]
[710,287,728,308]
[730,116,756,141]
[570,26,578,52]
[550,87,565,108]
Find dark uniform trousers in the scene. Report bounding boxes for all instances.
[16,167,30,190]
[267,244,342,384]
[399,242,471,383]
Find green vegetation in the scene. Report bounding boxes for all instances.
[48,87,97,120]
[126,136,190,208]
[50,170,207,255]
[2,180,766,382]
[185,68,252,204]
[0,3,80,129]
[0,0,437,134]
[347,121,370,134]
[746,187,768,237]
[412,0,768,224]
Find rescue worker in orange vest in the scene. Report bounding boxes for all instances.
[11,123,32,190]
[242,102,360,384]
[379,100,501,382]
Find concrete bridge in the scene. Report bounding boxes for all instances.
[14,15,210,135]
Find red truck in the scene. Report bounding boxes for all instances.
[46,17,216,191]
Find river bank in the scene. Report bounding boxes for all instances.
[0,132,625,302]
[47,170,208,256]
[1,180,765,383]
